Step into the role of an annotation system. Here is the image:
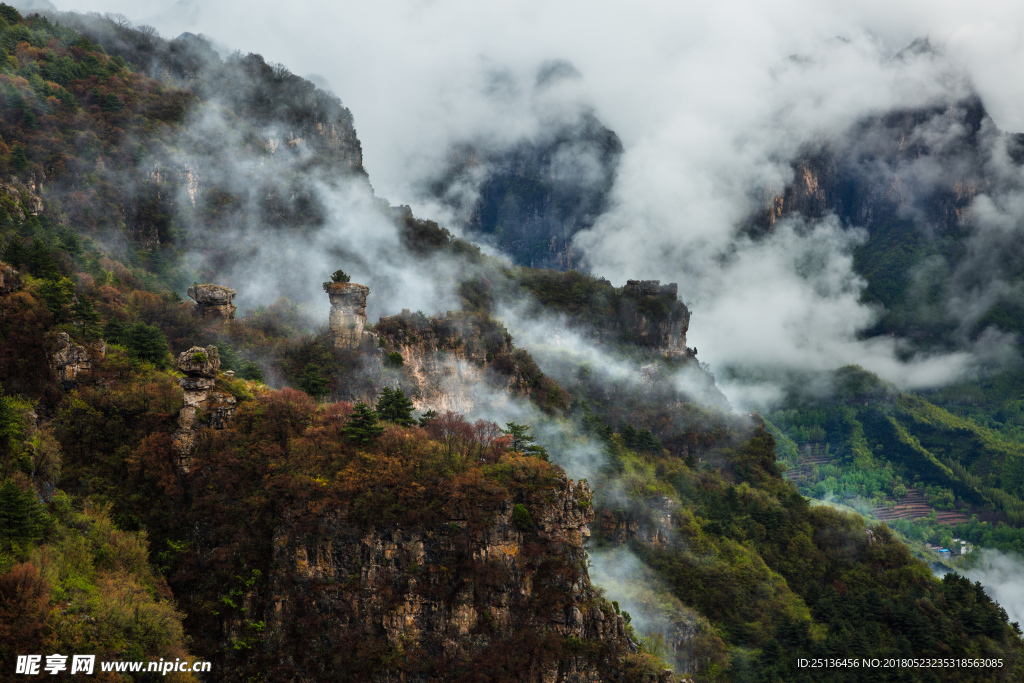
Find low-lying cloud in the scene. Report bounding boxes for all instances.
[43,0,1024,408]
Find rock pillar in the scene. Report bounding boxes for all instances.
[326,282,370,348]
[187,284,237,320]
[172,345,236,471]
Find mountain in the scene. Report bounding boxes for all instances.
[427,95,621,271]
[0,8,1022,682]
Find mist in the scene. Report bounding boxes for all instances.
[589,546,714,674]
[37,0,1024,410]
[942,548,1024,627]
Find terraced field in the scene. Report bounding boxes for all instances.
[783,443,970,525]
[873,489,970,525]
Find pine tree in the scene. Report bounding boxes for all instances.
[0,479,48,544]
[502,422,549,461]
[10,143,27,173]
[322,269,351,291]
[298,363,329,401]
[125,322,170,368]
[376,387,415,426]
[621,423,661,452]
[103,318,127,345]
[1,235,24,266]
[240,360,265,382]
[342,402,384,444]
[26,240,59,280]
[38,277,74,322]
[72,297,102,339]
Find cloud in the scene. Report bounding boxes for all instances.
[940,548,1024,627]
[46,0,1024,408]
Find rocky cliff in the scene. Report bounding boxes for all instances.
[366,308,574,416]
[219,471,666,682]
[372,309,518,413]
[753,96,989,236]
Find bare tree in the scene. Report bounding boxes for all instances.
[105,13,131,29]
[137,25,158,46]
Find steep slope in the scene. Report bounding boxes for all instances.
[0,9,1023,683]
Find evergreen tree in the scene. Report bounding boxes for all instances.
[1,236,25,266]
[125,322,170,368]
[0,388,23,466]
[103,318,127,345]
[342,402,384,444]
[621,423,661,452]
[26,240,58,280]
[418,409,436,427]
[298,363,329,401]
[322,269,351,291]
[38,277,75,322]
[10,143,27,173]
[376,386,415,426]
[101,93,124,112]
[502,422,549,461]
[240,360,265,383]
[582,411,613,442]
[73,296,104,338]
[0,479,48,544]
[512,503,534,531]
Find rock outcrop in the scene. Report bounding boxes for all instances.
[623,280,678,297]
[0,261,20,293]
[620,280,693,359]
[326,281,370,348]
[238,476,664,682]
[187,284,237,320]
[0,181,42,221]
[49,332,105,388]
[372,310,525,413]
[172,345,236,470]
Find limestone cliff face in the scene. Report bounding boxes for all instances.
[594,496,677,549]
[576,280,693,359]
[373,310,525,413]
[225,477,663,682]
[754,97,990,235]
[326,282,370,349]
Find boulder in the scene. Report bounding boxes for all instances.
[187,283,237,320]
[176,345,220,378]
[49,332,104,387]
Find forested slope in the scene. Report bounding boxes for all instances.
[0,6,1022,682]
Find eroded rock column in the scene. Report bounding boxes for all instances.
[187,284,237,320]
[172,345,236,471]
[326,282,370,348]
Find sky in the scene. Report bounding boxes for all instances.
[41,0,1024,407]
